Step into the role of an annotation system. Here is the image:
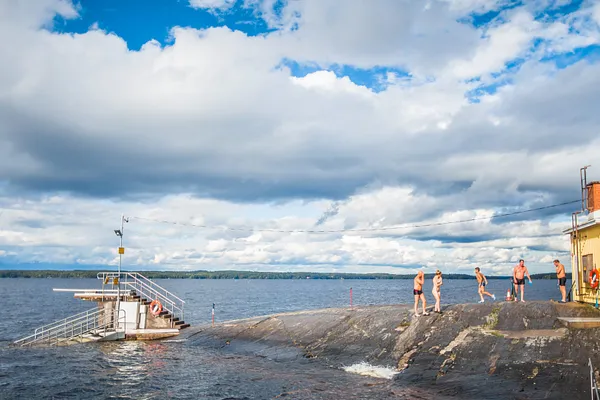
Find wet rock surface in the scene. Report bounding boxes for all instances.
[184,301,600,399]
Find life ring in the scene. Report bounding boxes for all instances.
[589,269,599,289]
[149,300,163,316]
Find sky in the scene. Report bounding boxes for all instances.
[1,0,599,275]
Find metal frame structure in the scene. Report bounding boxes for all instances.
[113,215,129,328]
[97,271,185,325]
[590,358,600,400]
[582,166,591,212]
[14,308,126,347]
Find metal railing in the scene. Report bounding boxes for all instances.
[590,358,600,400]
[97,272,185,325]
[14,308,126,347]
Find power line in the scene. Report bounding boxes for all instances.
[129,199,580,234]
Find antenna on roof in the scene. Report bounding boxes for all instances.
[581,165,591,213]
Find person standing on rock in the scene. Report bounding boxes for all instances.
[475,267,495,303]
[512,259,532,302]
[413,271,429,316]
[432,270,443,313]
[554,259,567,303]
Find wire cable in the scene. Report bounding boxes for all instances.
[129,199,580,234]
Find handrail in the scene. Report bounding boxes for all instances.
[125,280,177,310]
[590,358,599,400]
[567,280,576,302]
[96,272,185,304]
[14,309,126,347]
[30,308,100,335]
[124,278,183,325]
[96,272,185,324]
[133,273,185,303]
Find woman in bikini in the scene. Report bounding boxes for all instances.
[432,270,443,313]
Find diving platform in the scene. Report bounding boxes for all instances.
[14,271,189,347]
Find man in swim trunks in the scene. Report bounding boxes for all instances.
[513,259,532,302]
[475,267,496,303]
[554,259,567,303]
[413,271,429,316]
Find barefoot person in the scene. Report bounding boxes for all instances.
[475,267,495,303]
[513,259,532,302]
[432,270,443,313]
[413,271,429,316]
[554,259,567,303]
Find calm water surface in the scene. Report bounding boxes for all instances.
[0,278,569,399]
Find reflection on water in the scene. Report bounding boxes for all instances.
[103,342,151,387]
[0,334,405,399]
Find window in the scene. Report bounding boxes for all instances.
[583,254,594,283]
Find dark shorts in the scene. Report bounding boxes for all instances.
[479,282,486,287]
[413,289,423,296]
[515,278,525,285]
[558,277,567,286]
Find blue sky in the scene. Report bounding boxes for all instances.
[1,0,599,274]
[53,0,272,48]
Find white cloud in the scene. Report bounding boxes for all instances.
[0,189,573,275]
[447,11,539,79]
[290,71,375,98]
[189,0,236,11]
[0,0,598,274]
[594,2,600,25]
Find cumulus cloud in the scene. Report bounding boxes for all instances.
[189,0,236,11]
[0,191,571,274]
[0,0,597,274]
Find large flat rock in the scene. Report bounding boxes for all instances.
[184,301,600,399]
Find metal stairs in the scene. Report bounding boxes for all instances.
[13,308,126,347]
[13,272,189,346]
[130,290,190,330]
[99,272,189,330]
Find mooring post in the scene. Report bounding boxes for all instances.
[212,303,215,326]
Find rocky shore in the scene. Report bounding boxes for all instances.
[184,301,600,399]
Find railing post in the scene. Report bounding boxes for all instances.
[590,358,598,400]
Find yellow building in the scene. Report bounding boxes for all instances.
[564,180,600,304]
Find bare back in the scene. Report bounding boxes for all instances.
[476,272,483,283]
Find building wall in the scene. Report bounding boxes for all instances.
[572,224,600,304]
[145,312,172,329]
[97,301,172,329]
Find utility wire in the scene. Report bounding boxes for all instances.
[129,199,580,234]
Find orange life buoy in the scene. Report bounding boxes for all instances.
[589,269,599,289]
[149,299,163,316]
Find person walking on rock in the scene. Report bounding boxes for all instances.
[432,270,443,313]
[475,267,495,303]
[554,259,567,303]
[413,271,429,316]
[513,259,532,302]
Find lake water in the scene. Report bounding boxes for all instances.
[0,278,569,399]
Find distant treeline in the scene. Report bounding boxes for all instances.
[0,269,564,280]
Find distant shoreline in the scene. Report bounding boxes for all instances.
[0,270,566,280]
